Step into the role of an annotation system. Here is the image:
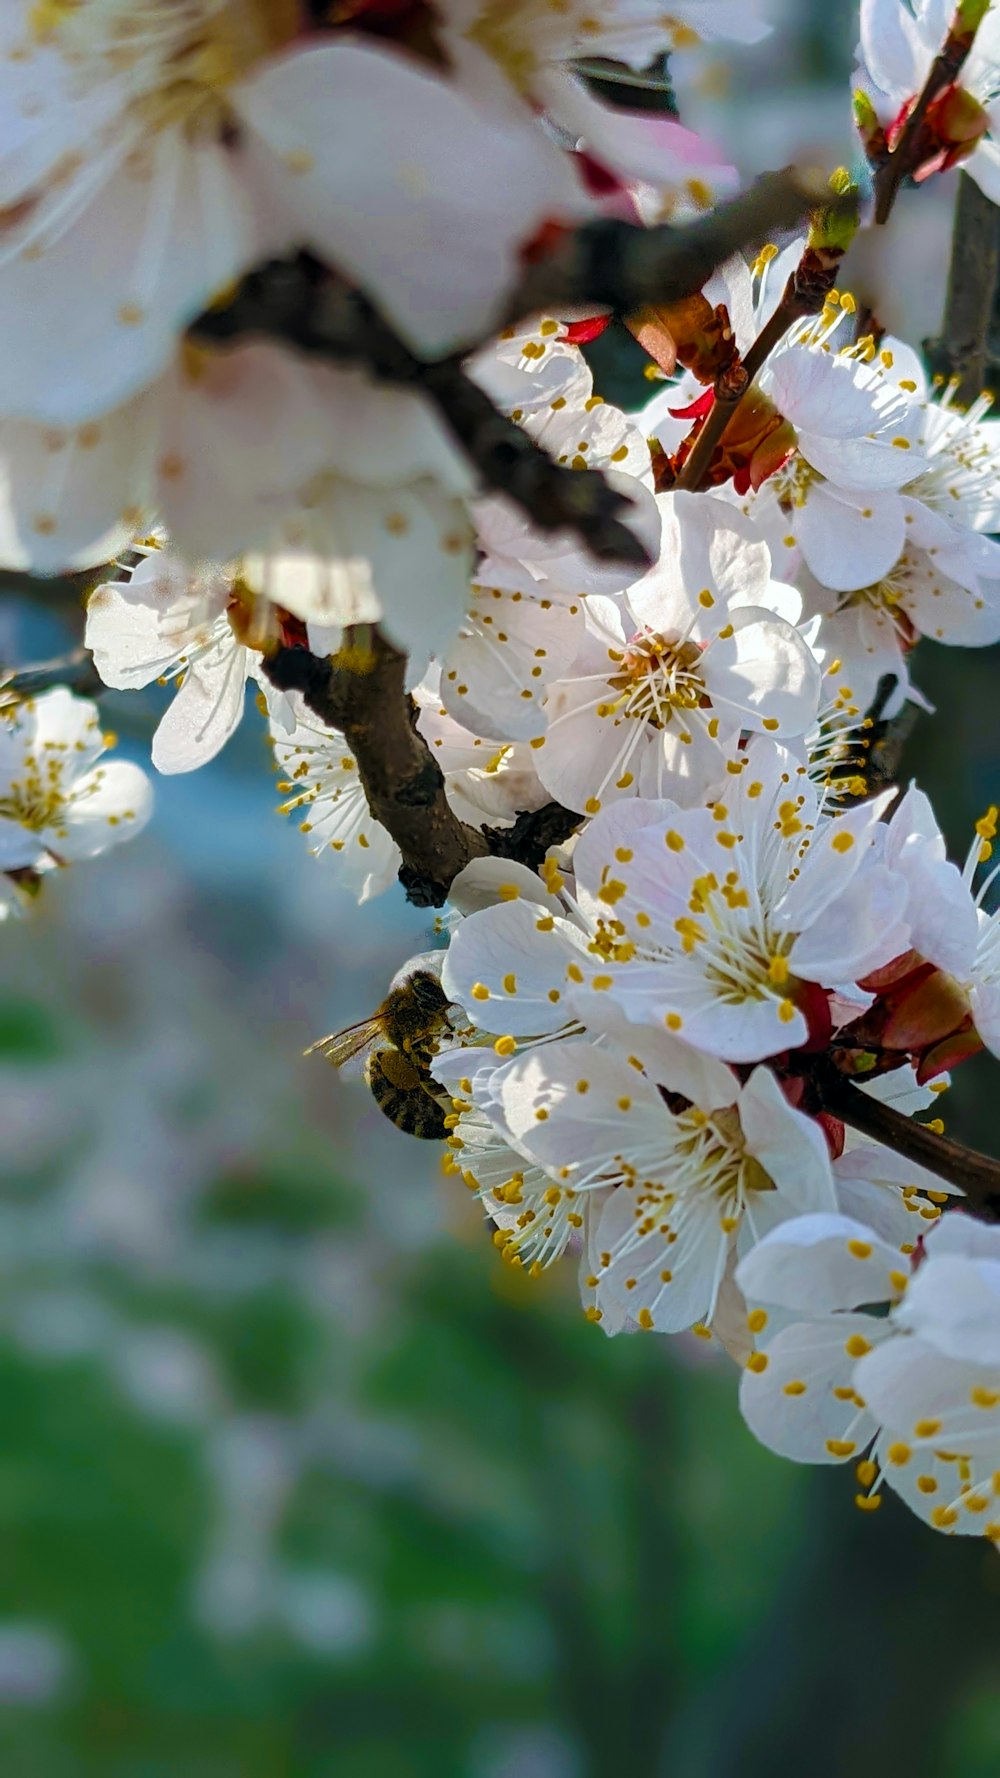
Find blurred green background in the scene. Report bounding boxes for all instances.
[2,3,1000,1774]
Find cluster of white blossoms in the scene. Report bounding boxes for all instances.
[4,0,1000,1545]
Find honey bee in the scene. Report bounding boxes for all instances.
[308,965,453,1139]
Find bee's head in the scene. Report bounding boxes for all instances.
[409,970,448,1015]
[382,970,450,1050]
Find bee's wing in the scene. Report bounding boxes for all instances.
[306,1017,382,1069]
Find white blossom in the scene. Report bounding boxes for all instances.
[442,1029,836,1332]
[884,787,1000,1058]
[527,494,819,812]
[0,687,152,870]
[739,1211,1000,1537]
[85,546,292,774]
[857,0,1000,205]
[0,1,581,427]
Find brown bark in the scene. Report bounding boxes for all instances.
[265,630,489,908]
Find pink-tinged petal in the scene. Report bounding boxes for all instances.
[239,42,584,357]
[740,1315,883,1463]
[541,68,738,198]
[796,486,906,592]
[151,644,250,774]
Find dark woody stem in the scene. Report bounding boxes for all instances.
[815,1061,1000,1219]
[673,364,747,493]
[675,247,845,493]
[871,15,981,225]
[264,628,490,908]
[263,632,581,907]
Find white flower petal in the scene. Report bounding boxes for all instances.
[740,1316,883,1463]
[796,487,906,591]
[442,899,587,1035]
[240,41,583,357]
[736,1211,905,1312]
[151,642,250,774]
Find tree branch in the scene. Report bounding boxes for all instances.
[923,169,1000,403]
[674,238,847,493]
[816,1062,1000,1219]
[512,168,827,317]
[0,647,104,702]
[480,801,582,872]
[193,262,649,573]
[264,636,586,905]
[265,630,489,907]
[871,8,983,225]
[191,173,829,567]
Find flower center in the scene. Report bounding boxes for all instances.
[465,2,550,90]
[904,393,997,525]
[31,0,299,139]
[604,630,707,729]
[839,558,919,642]
[0,746,92,837]
[680,1106,774,1206]
[684,872,797,1005]
[769,452,821,510]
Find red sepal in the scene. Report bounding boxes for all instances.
[564,315,612,345]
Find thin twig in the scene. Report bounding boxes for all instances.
[817,1063,1000,1219]
[512,168,829,318]
[924,169,1000,403]
[673,364,748,492]
[871,10,982,225]
[0,647,103,701]
[675,240,847,492]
